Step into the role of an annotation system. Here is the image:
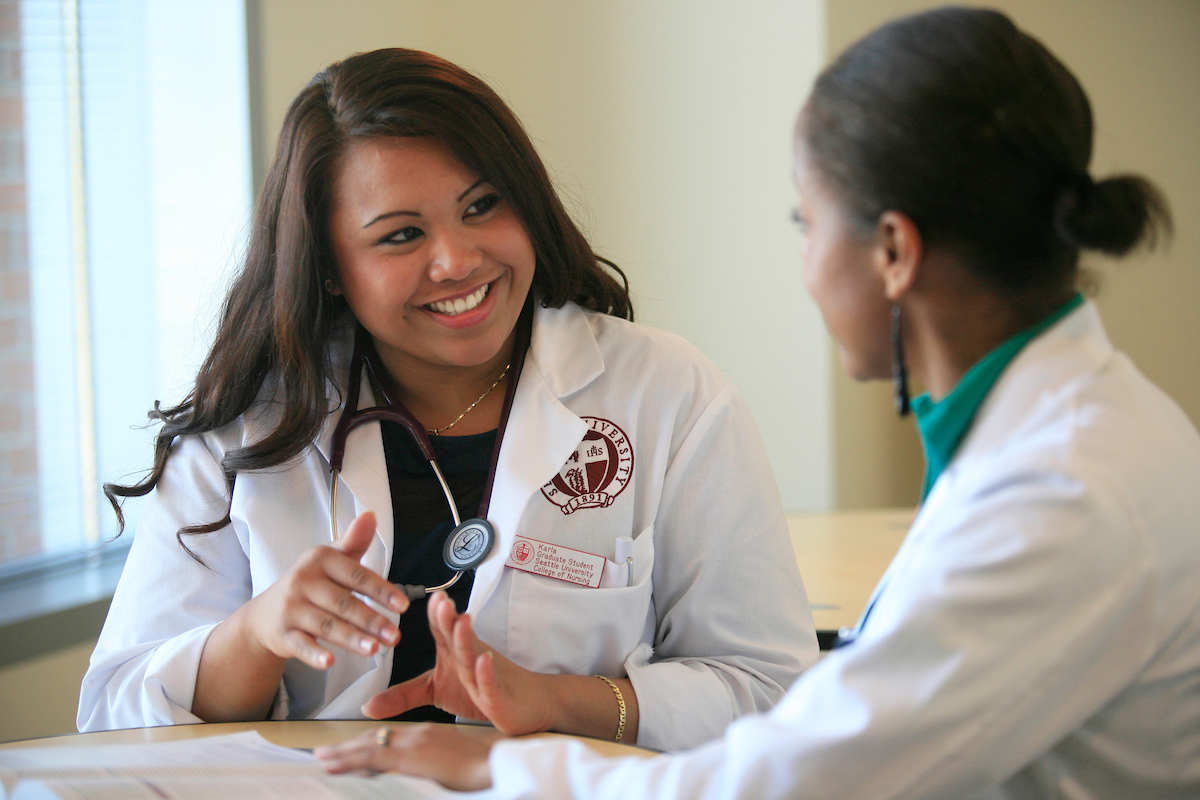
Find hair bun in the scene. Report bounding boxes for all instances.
[1055,173,1172,256]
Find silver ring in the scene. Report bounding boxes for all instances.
[375,726,391,747]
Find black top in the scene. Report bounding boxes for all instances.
[380,422,496,722]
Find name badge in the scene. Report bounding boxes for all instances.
[504,535,606,588]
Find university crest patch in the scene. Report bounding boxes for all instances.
[541,417,634,514]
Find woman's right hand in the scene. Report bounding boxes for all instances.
[241,510,408,669]
[194,510,407,722]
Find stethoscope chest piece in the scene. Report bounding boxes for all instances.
[443,518,495,571]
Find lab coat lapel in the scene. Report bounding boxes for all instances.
[313,370,394,580]
[874,302,1106,635]
[467,304,602,613]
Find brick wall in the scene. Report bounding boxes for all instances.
[0,0,39,563]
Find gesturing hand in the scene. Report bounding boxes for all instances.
[242,510,408,670]
[362,591,556,735]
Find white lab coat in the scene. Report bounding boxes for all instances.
[78,302,818,751]
[488,300,1200,798]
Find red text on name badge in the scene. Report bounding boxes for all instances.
[504,535,606,588]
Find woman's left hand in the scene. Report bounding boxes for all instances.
[315,723,500,791]
[363,591,557,735]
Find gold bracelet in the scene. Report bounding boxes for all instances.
[594,675,626,742]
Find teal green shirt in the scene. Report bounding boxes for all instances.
[913,293,1084,501]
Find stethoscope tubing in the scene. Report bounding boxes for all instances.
[329,459,465,599]
[328,457,461,542]
[326,303,533,601]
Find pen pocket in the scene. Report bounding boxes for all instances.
[507,525,654,677]
[603,557,631,588]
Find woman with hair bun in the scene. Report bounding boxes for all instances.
[318,8,1200,797]
[77,48,817,749]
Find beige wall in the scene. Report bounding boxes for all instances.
[0,641,93,742]
[257,0,1199,512]
[251,0,833,511]
[828,0,1200,508]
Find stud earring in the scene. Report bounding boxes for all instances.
[892,304,910,417]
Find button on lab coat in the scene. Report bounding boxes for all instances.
[78,302,818,751]
[488,301,1200,798]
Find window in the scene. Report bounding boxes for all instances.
[0,0,250,583]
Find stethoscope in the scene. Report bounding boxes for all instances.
[327,304,532,602]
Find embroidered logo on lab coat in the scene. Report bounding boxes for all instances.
[541,417,633,514]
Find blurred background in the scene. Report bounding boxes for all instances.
[1,0,1196,741]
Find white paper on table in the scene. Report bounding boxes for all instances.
[0,732,462,800]
[0,731,313,771]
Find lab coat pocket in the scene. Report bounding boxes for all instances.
[507,525,655,677]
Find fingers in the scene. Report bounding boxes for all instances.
[449,605,484,690]
[425,590,455,648]
[263,553,400,665]
[315,724,498,792]
[281,629,334,670]
[323,555,407,617]
[426,593,463,672]
[450,614,554,736]
[361,672,434,720]
[283,596,388,663]
[331,509,378,561]
[467,647,530,735]
[304,568,402,649]
[245,514,406,668]
[315,727,405,774]
[328,511,408,615]
[474,650,501,703]
[428,591,478,658]
[427,592,482,692]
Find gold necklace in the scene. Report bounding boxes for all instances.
[428,363,511,435]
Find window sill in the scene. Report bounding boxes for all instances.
[0,545,128,669]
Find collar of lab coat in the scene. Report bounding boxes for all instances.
[311,302,600,610]
[864,301,1114,632]
[311,321,395,577]
[917,298,1113,522]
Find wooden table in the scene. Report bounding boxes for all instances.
[786,508,913,648]
[0,719,650,758]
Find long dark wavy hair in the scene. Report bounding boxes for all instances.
[105,48,632,547]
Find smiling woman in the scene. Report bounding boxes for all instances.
[327,136,535,422]
[76,48,818,751]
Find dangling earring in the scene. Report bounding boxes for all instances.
[892,304,910,417]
